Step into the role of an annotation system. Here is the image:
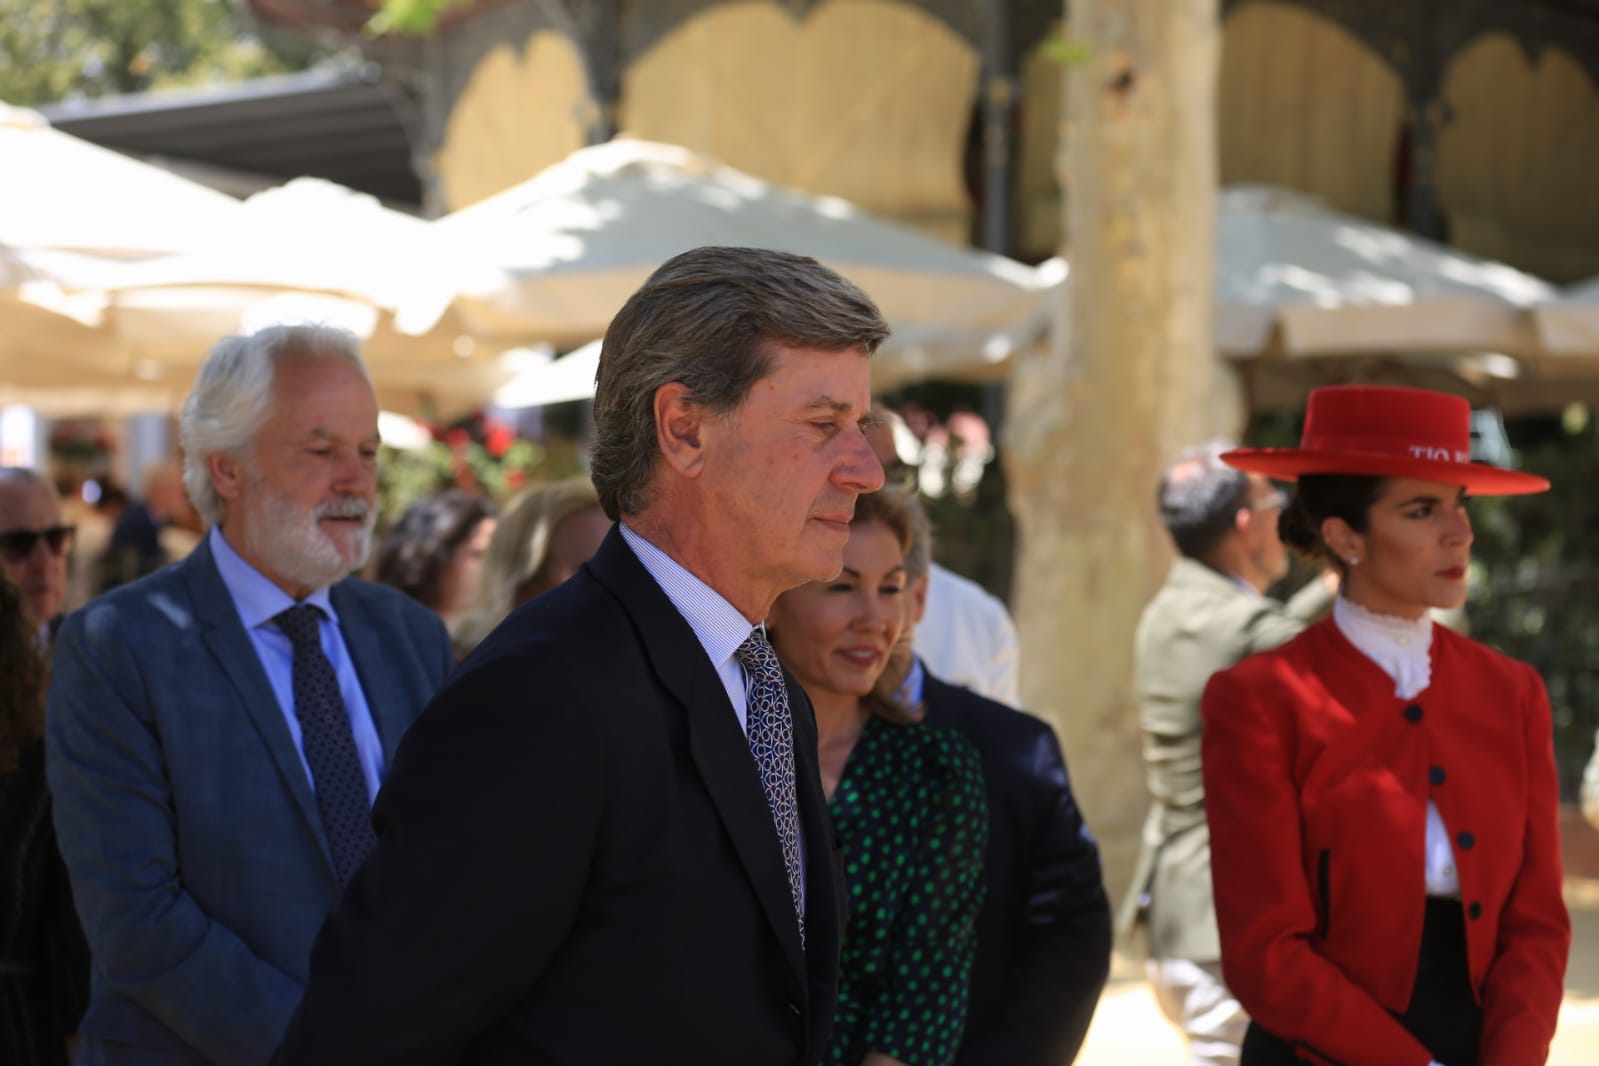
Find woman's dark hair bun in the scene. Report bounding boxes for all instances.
[1278,495,1323,559]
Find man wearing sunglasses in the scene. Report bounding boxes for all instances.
[0,466,73,643]
[45,325,455,1066]
[1115,441,1337,1066]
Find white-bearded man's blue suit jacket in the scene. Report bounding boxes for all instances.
[46,533,454,1066]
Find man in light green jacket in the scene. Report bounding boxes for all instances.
[1117,441,1334,1066]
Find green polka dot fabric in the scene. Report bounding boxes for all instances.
[823,715,988,1066]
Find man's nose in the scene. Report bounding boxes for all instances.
[334,452,378,494]
[837,427,886,494]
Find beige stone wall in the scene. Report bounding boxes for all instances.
[1218,2,1403,223]
[1438,34,1599,284]
[1013,23,1063,261]
[434,29,594,211]
[1013,2,1406,259]
[619,0,979,244]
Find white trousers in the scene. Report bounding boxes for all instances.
[1147,957,1249,1066]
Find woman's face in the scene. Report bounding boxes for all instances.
[767,519,907,704]
[437,516,496,621]
[514,505,611,607]
[1330,477,1473,620]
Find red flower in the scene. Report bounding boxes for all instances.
[505,468,528,490]
[485,423,515,458]
[444,428,470,450]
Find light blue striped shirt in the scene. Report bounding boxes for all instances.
[619,523,756,733]
[618,523,807,902]
[208,527,386,803]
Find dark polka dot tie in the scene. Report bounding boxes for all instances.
[734,628,805,946]
[275,604,376,886]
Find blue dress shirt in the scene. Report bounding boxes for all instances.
[208,527,386,803]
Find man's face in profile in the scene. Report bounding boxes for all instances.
[699,344,885,591]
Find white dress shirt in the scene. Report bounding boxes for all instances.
[1332,597,1459,898]
[912,562,1020,707]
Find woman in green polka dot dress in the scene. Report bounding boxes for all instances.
[768,485,988,1066]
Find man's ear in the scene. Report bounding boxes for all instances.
[654,382,709,479]
[208,452,245,504]
[909,573,930,626]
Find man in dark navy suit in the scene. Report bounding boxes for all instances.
[274,247,890,1066]
[898,500,1112,1065]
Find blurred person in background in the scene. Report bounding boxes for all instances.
[449,477,609,655]
[0,573,89,1066]
[0,468,73,646]
[47,324,454,1066]
[767,484,987,1066]
[1204,386,1568,1066]
[863,407,1019,705]
[96,463,201,593]
[372,489,499,633]
[1118,440,1335,1066]
[891,490,1112,1066]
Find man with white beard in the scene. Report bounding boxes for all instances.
[46,325,455,1066]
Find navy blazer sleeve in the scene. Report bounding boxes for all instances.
[924,677,1112,1066]
[47,604,305,1065]
[272,644,608,1065]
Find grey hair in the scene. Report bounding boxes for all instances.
[590,246,890,521]
[180,324,369,528]
[1157,440,1252,560]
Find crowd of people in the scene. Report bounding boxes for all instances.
[0,243,1578,1066]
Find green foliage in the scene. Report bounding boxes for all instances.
[366,0,471,36]
[0,0,329,106]
[375,416,589,532]
[1467,411,1599,799]
[1040,34,1094,67]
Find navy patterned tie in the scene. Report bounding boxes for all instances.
[274,604,376,885]
[734,628,805,945]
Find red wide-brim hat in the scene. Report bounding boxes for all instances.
[1221,385,1549,496]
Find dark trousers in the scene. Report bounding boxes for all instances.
[1240,898,1482,1066]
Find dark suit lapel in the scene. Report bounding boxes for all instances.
[185,538,335,873]
[789,670,842,1028]
[586,529,809,990]
[330,581,414,765]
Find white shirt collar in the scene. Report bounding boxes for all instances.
[1332,595,1433,699]
[617,522,758,671]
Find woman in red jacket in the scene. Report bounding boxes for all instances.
[1201,385,1569,1066]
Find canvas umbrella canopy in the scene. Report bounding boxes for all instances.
[0,102,241,258]
[0,102,246,395]
[1531,276,1599,364]
[432,139,1055,387]
[493,341,602,410]
[89,177,507,414]
[1213,185,1554,360]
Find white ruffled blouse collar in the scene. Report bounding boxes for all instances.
[1332,596,1433,700]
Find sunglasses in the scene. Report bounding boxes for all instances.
[0,524,75,564]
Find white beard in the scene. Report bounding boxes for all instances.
[241,474,374,594]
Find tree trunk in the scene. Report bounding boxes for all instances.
[1004,0,1229,909]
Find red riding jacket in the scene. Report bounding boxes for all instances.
[1201,617,1569,1066]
